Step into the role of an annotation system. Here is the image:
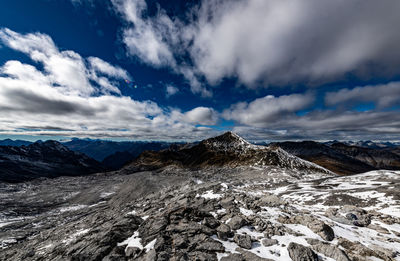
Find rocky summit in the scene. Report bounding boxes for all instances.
[0,133,399,261]
[125,132,331,175]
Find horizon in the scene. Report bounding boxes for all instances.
[1,132,400,144]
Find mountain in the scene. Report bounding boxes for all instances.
[101,151,135,170]
[63,138,173,162]
[125,132,330,174]
[0,140,105,183]
[1,132,399,260]
[0,139,32,147]
[330,142,400,170]
[274,141,400,175]
[273,141,375,175]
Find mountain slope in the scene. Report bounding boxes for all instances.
[331,142,400,170]
[0,141,105,182]
[126,132,330,174]
[63,138,172,162]
[273,141,375,175]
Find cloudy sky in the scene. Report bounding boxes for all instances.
[0,0,399,141]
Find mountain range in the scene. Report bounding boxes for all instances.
[273,141,400,175]
[125,132,330,174]
[1,132,399,260]
[0,140,105,183]
[1,133,400,182]
[61,138,174,170]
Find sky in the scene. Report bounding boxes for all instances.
[0,0,400,142]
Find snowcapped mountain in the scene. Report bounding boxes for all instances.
[0,140,105,182]
[126,132,331,174]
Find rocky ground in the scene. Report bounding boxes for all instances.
[0,167,400,260]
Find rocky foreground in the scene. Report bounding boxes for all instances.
[1,166,399,261]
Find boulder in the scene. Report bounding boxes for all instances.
[216,224,232,240]
[287,242,318,261]
[195,239,225,252]
[261,238,278,247]
[228,216,247,230]
[307,220,334,241]
[312,242,351,261]
[220,253,244,261]
[233,234,252,249]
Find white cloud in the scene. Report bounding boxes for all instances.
[231,110,400,141]
[0,28,131,96]
[112,0,176,67]
[165,84,178,98]
[112,0,400,90]
[223,93,314,126]
[0,28,218,140]
[184,107,218,125]
[112,0,213,97]
[325,81,400,109]
[87,57,130,80]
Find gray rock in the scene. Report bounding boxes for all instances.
[172,234,187,249]
[305,238,322,245]
[236,248,274,261]
[228,216,247,230]
[312,243,351,261]
[307,220,334,241]
[261,238,278,247]
[220,253,244,261]
[203,216,220,229]
[188,251,217,261]
[195,239,225,252]
[216,224,232,240]
[287,242,318,261]
[233,234,252,249]
[220,197,235,208]
[258,194,285,207]
[125,246,141,258]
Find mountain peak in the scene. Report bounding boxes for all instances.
[206,131,249,145]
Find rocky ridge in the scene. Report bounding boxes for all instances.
[0,140,105,182]
[126,132,331,175]
[274,141,400,175]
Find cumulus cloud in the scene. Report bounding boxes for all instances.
[221,86,400,141]
[222,93,314,126]
[112,0,400,90]
[0,28,131,96]
[325,81,400,109]
[165,84,178,98]
[232,110,400,142]
[0,28,218,140]
[184,107,218,125]
[113,0,176,67]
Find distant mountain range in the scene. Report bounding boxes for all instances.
[273,141,400,175]
[324,140,400,149]
[0,139,33,147]
[0,141,105,182]
[0,135,400,180]
[61,138,175,170]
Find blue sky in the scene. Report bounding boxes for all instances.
[0,0,400,141]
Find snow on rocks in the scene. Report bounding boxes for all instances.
[1,167,400,261]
